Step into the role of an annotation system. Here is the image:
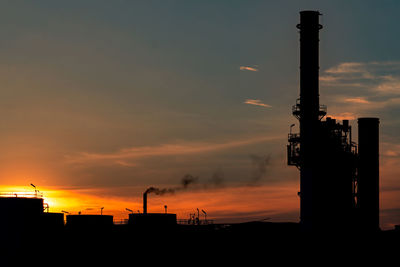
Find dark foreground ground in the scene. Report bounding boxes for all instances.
[2,222,400,263]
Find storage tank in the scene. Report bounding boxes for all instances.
[66,214,114,230]
[0,196,44,228]
[0,195,44,216]
[128,213,177,228]
[40,212,65,230]
[0,195,45,244]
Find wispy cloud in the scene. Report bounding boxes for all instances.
[328,112,357,120]
[240,65,259,72]
[244,99,271,108]
[65,135,281,165]
[321,61,400,95]
[381,142,400,158]
[343,97,371,104]
[324,62,366,74]
[320,61,400,113]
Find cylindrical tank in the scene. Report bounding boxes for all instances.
[40,212,65,230]
[0,197,44,217]
[66,214,114,230]
[128,213,177,228]
[357,117,380,231]
[0,196,44,243]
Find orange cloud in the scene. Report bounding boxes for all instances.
[375,77,400,94]
[239,66,259,72]
[344,97,370,104]
[324,62,365,74]
[384,150,399,157]
[329,112,357,120]
[319,75,339,82]
[244,99,271,108]
[65,135,281,165]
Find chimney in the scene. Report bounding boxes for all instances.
[297,10,323,230]
[357,117,380,231]
[143,192,147,214]
[298,10,322,124]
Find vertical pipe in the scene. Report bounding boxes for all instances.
[358,117,380,231]
[297,10,322,230]
[143,192,147,214]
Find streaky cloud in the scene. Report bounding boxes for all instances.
[328,112,357,120]
[65,135,281,165]
[324,62,365,74]
[321,61,400,95]
[239,66,259,72]
[320,61,400,114]
[244,99,271,108]
[344,97,371,104]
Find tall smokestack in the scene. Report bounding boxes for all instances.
[298,11,322,123]
[143,192,147,214]
[297,10,323,230]
[357,117,380,231]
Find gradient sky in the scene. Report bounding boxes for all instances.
[1,0,400,229]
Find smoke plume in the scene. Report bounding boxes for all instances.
[181,174,199,189]
[144,186,175,195]
[209,168,225,187]
[145,174,199,196]
[249,154,271,182]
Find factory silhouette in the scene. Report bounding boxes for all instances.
[288,11,380,233]
[1,11,399,257]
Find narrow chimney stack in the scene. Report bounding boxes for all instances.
[143,192,147,214]
[357,117,380,231]
[297,10,323,230]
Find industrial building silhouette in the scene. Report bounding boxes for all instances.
[0,11,399,257]
[287,11,380,233]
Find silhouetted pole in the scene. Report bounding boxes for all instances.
[31,184,38,197]
[202,209,207,224]
[126,208,133,214]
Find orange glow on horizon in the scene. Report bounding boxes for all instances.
[0,183,300,223]
[1,179,399,229]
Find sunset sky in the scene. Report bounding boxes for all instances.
[1,1,400,229]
